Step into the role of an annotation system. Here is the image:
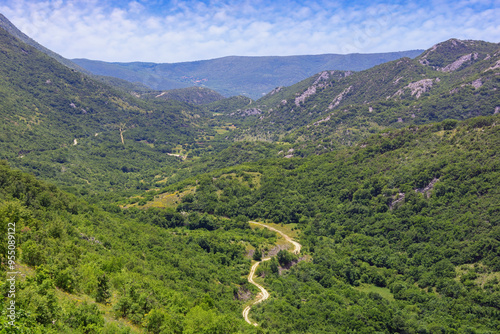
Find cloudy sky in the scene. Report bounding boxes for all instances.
[1,0,499,63]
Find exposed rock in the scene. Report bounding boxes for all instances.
[419,44,438,65]
[393,76,403,84]
[314,115,331,125]
[230,108,262,116]
[329,86,352,109]
[471,79,483,89]
[439,53,477,72]
[295,71,335,106]
[80,232,101,244]
[295,85,317,106]
[485,59,500,72]
[495,106,500,114]
[389,192,405,210]
[284,154,293,158]
[269,86,283,95]
[415,178,439,198]
[394,78,436,99]
[313,71,331,85]
[397,118,403,123]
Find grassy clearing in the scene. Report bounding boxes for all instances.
[142,186,196,209]
[250,221,300,240]
[355,284,395,301]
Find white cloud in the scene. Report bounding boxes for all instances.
[0,0,498,63]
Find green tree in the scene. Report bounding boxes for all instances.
[95,273,111,304]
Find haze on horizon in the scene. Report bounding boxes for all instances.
[0,0,498,63]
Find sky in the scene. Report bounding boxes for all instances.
[0,0,499,63]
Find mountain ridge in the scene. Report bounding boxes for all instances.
[220,38,500,155]
[72,50,425,99]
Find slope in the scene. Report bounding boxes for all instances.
[0,13,151,92]
[0,26,217,196]
[151,114,500,333]
[223,38,500,155]
[0,160,279,334]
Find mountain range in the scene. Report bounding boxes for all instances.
[72,50,425,99]
[0,12,499,334]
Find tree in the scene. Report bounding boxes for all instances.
[253,248,262,261]
[96,273,111,304]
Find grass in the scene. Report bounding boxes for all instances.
[142,186,196,209]
[355,284,395,301]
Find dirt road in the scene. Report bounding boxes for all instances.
[243,222,301,326]
[250,221,301,254]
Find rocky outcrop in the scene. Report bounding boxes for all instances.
[415,178,439,198]
[328,86,352,109]
[230,108,262,116]
[439,53,478,72]
[295,71,333,106]
[394,78,438,99]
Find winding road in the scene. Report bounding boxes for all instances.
[242,222,302,326]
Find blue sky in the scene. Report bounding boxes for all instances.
[0,0,498,63]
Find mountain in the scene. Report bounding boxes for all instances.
[0,13,151,92]
[222,38,500,155]
[0,25,220,196]
[138,86,226,105]
[72,50,424,99]
[0,13,87,73]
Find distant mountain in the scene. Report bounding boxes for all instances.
[138,86,225,105]
[221,39,500,155]
[72,50,424,99]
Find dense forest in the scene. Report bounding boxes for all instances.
[0,16,500,334]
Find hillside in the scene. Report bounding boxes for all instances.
[222,39,500,155]
[144,115,500,333]
[0,26,222,196]
[0,161,272,333]
[72,50,424,99]
[0,13,151,93]
[138,86,226,105]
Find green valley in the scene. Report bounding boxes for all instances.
[0,12,499,334]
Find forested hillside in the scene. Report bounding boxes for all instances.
[148,115,500,333]
[0,26,237,198]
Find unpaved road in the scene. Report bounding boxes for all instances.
[250,221,301,254]
[243,222,301,326]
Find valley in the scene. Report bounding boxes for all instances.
[0,12,499,334]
